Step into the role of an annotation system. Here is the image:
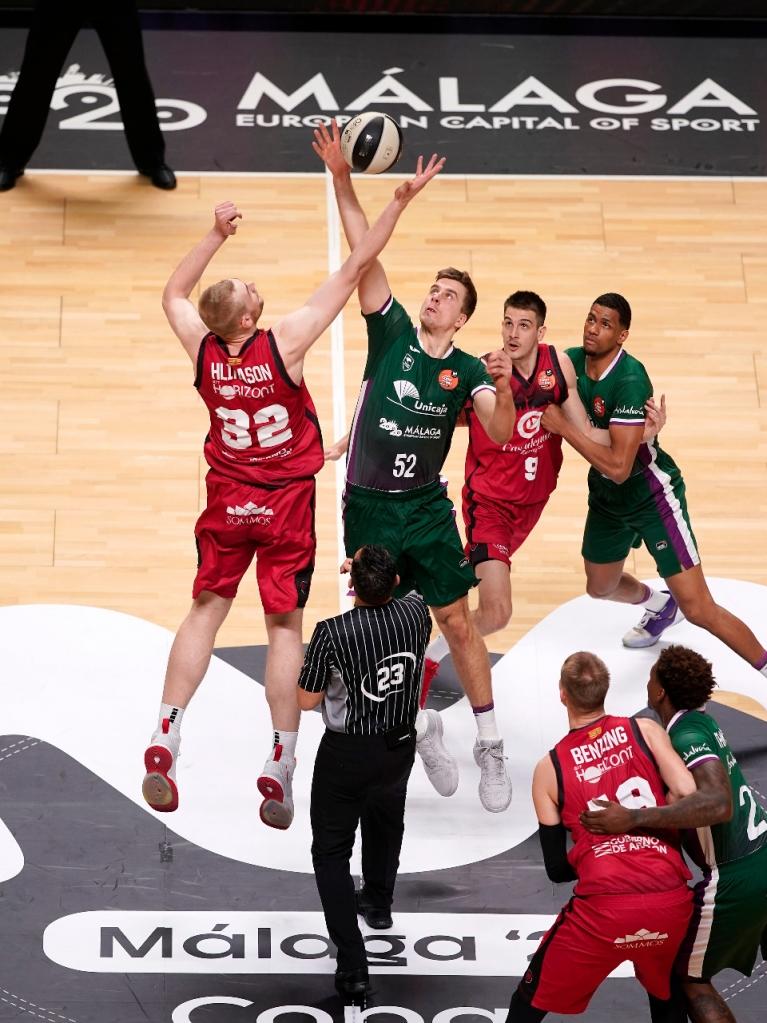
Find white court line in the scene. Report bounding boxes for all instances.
[18,167,767,182]
[323,166,348,611]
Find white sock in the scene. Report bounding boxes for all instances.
[273,729,298,760]
[643,588,669,613]
[474,705,500,741]
[156,703,184,736]
[760,665,767,679]
[426,634,450,664]
[415,709,429,741]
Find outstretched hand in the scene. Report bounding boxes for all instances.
[312,119,350,177]
[394,154,446,205]
[214,201,242,237]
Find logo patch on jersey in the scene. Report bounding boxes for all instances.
[225,502,274,526]
[593,396,606,417]
[379,417,403,437]
[537,369,555,391]
[389,381,448,418]
[227,357,243,366]
[588,725,602,740]
[438,369,459,391]
[516,409,543,440]
[655,540,668,552]
[402,353,414,372]
[614,929,668,948]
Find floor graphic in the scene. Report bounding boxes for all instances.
[1,579,766,1021]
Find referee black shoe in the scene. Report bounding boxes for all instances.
[356,890,393,930]
[335,966,370,999]
[0,165,23,191]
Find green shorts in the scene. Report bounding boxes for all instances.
[582,468,700,578]
[678,844,767,980]
[343,482,477,607]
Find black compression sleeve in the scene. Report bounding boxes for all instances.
[538,823,577,883]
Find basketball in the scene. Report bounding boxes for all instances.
[340,112,404,174]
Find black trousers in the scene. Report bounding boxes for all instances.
[310,729,415,972]
[0,0,165,172]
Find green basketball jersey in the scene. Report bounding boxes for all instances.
[346,296,493,493]
[669,709,767,868]
[566,345,681,497]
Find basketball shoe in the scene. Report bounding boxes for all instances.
[416,708,458,796]
[142,719,180,812]
[257,745,295,830]
[474,738,512,812]
[623,591,684,648]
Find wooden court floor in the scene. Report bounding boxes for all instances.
[1,170,766,708]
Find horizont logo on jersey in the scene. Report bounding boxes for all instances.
[388,381,448,418]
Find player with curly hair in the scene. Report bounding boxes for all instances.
[582,645,767,1023]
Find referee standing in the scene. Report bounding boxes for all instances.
[298,545,431,999]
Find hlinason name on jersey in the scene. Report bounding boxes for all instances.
[211,362,274,384]
[570,725,629,765]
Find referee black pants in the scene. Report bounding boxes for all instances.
[0,0,165,173]
[310,729,415,972]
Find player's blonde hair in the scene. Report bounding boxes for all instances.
[198,279,247,339]
[560,652,610,712]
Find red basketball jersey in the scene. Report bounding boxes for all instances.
[551,715,691,896]
[195,329,323,485]
[463,344,566,506]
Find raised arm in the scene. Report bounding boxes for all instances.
[470,350,516,445]
[579,718,732,835]
[313,118,390,313]
[162,201,241,363]
[273,155,445,382]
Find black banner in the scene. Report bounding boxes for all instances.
[0,27,763,175]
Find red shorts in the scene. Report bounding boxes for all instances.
[519,887,692,1014]
[463,495,548,567]
[193,472,316,614]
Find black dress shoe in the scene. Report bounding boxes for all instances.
[0,166,23,191]
[356,890,393,929]
[334,966,370,998]
[139,164,177,190]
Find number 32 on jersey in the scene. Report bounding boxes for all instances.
[215,404,292,451]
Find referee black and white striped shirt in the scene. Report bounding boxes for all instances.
[298,593,431,736]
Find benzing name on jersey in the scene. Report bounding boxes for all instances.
[571,725,628,765]
[211,362,274,383]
